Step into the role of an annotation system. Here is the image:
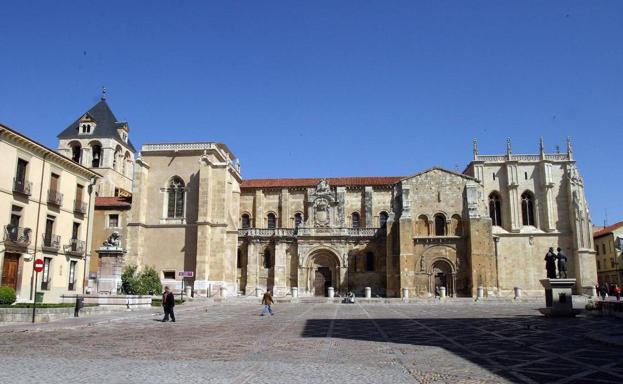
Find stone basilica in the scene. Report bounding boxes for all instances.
[58,99,597,298]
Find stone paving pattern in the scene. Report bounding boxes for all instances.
[1,302,623,383]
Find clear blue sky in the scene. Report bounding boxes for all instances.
[1,1,621,225]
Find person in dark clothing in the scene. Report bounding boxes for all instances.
[162,286,176,322]
[260,290,274,316]
[544,247,557,279]
[556,247,568,278]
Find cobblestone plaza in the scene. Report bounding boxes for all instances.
[1,302,622,384]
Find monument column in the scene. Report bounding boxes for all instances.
[273,240,289,296]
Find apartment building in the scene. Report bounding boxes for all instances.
[0,124,99,303]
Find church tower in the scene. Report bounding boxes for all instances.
[57,90,136,197]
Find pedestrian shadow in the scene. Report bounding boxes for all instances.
[302,315,623,384]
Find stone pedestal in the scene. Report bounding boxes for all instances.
[96,246,125,294]
[327,287,334,298]
[539,279,580,317]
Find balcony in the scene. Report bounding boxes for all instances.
[74,200,87,214]
[13,178,32,196]
[3,225,32,248]
[42,233,61,251]
[47,189,63,206]
[64,238,86,256]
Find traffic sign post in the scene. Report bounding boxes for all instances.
[32,259,44,323]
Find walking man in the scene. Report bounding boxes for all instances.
[556,247,568,278]
[261,290,274,316]
[162,286,176,322]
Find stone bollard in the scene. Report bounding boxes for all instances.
[185,285,192,298]
[402,287,409,300]
[514,287,522,299]
[364,287,371,299]
[219,286,227,297]
[440,286,447,298]
[327,287,334,298]
[477,286,484,300]
[589,285,597,298]
[291,287,298,298]
[255,287,262,297]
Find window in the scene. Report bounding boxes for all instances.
[451,214,462,236]
[241,214,250,229]
[163,271,176,279]
[167,177,185,219]
[493,173,496,180]
[351,212,360,228]
[524,171,528,180]
[81,124,92,134]
[91,144,102,168]
[44,215,55,247]
[597,260,600,270]
[379,211,389,227]
[10,206,21,227]
[267,213,276,229]
[489,192,502,226]
[434,214,446,236]
[41,258,52,290]
[294,213,303,228]
[108,214,119,228]
[68,260,77,291]
[72,222,80,240]
[416,215,429,236]
[263,248,272,268]
[596,245,599,256]
[15,158,28,189]
[611,258,615,268]
[237,249,242,268]
[521,192,535,226]
[602,244,606,255]
[365,252,375,272]
[71,143,82,163]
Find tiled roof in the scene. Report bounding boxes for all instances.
[95,196,132,209]
[57,99,136,152]
[241,176,404,189]
[593,221,623,238]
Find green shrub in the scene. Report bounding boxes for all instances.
[0,286,17,305]
[121,265,162,295]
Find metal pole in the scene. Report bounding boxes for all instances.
[30,153,48,301]
[32,270,39,323]
[82,177,97,294]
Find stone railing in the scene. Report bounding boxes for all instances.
[142,142,219,152]
[238,227,383,238]
[544,153,570,161]
[475,153,570,162]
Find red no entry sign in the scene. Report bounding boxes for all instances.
[34,259,44,273]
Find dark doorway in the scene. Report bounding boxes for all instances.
[2,253,20,289]
[314,267,332,296]
[435,272,447,291]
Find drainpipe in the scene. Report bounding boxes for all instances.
[30,152,48,301]
[82,176,97,294]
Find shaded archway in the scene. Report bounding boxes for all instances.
[306,249,341,297]
[429,259,455,297]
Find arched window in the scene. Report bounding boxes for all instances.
[113,146,122,171]
[416,215,429,236]
[294,213,302,228]
[365,252,375,272]
[263,248,272,268]
[267,213,276,229]
[489,192,502,227]
[123,152,131,176]
[351,212,360,228]
[451,214,462,236]
[434,214,446,236]
[241,214,250,229]
[70,143,81,164]
[167,177,185,219]
[521,191,535,226]
[91,143,102,168]
[379,211,389,227]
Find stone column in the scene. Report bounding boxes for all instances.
[246,240,259,293]
[505,162,521,232]
[280,188,290,227]
[273,240,289,296]
[336,187,346,227]
[254,190,264,227]
[364,186,373,227]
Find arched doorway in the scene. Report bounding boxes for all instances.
[430,259,454,297]
[306,250,341,297]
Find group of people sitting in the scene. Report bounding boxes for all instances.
[544,247,568,279]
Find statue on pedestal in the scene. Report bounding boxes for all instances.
[544,247,557,279]
[556,247,568,278]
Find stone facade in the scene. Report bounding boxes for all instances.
[593,221,623,287]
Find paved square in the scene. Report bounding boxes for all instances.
[1,302,622,383]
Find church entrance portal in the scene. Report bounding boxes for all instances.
[431,260,454,297]
[314,267,332,296]
[307,249,341,297]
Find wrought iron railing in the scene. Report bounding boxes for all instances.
[3,225,32,247]
[42,233,61,250]
[13,177,32,195]
[47,189,63,206]
[64,238,85,256]
[74,200,87,214]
